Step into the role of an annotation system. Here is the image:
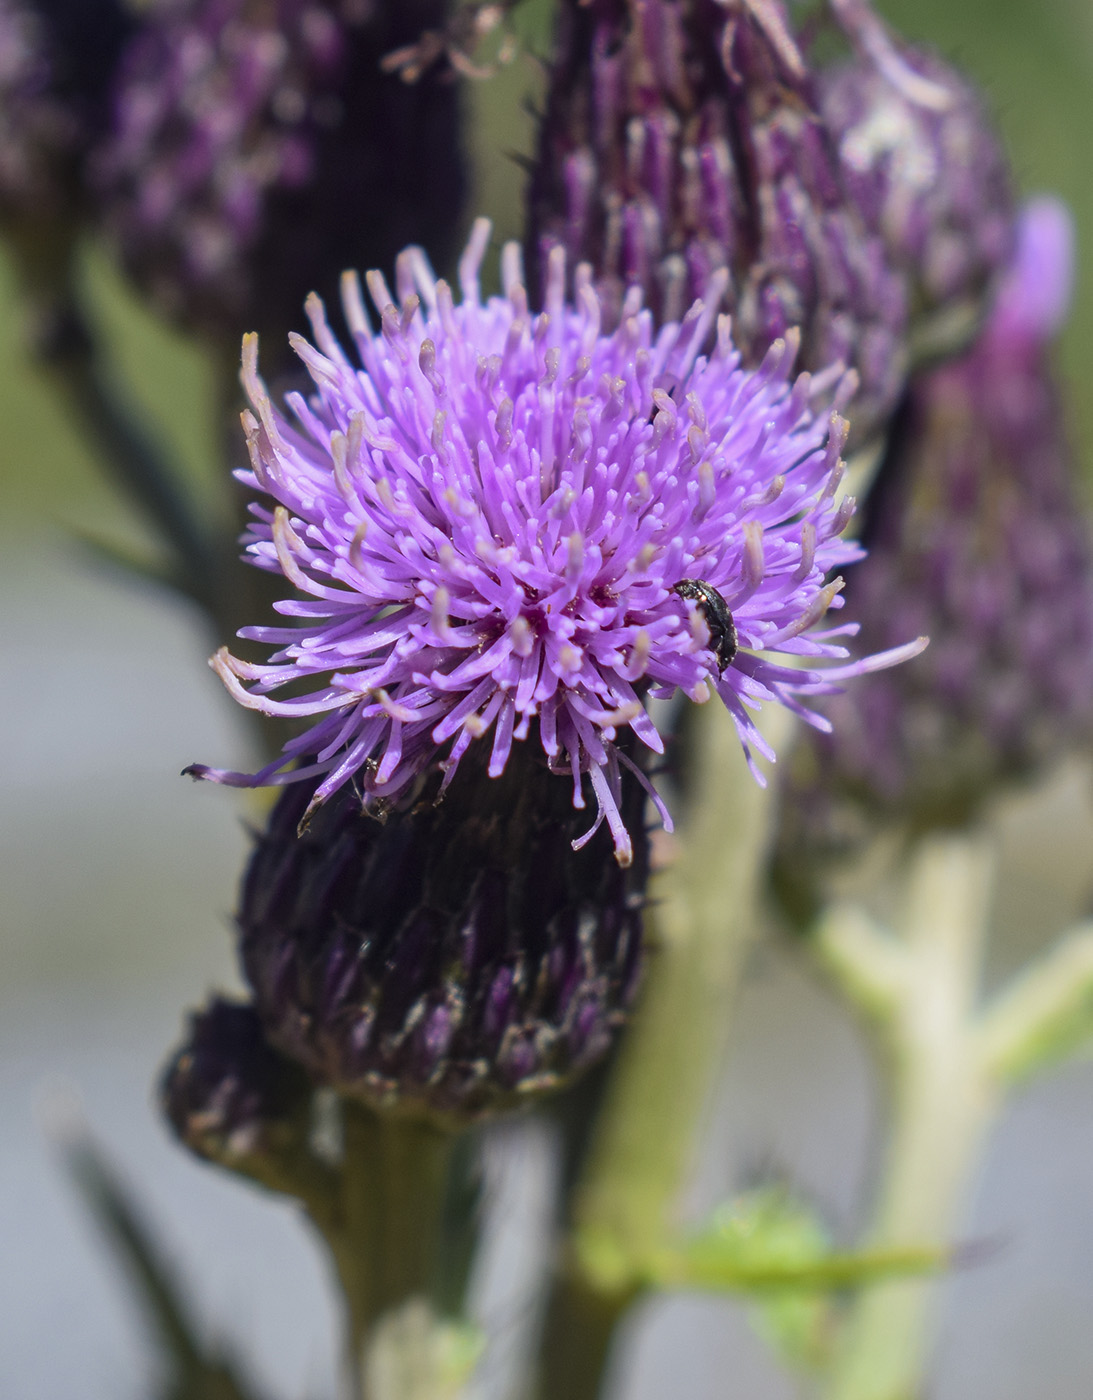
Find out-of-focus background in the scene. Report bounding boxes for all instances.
[3,0,1093,1395]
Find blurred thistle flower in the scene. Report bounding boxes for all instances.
[774,198,1093,905]
[524,0,910,441]
[237,740,648,1117]
[186,220,925,866]
[95,0,465,343]
[162,997,311,1168]
[819,43,1014,361]
[0,0,131,288]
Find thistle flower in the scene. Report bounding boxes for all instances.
[819,44,1013,358]
[187,221,923,865]
[774,199,1093,900]
[95,0,464,342]
[162,997,311,1167]
[524,0,910,441]
[238,739,647,1117]
[0,0,130,232]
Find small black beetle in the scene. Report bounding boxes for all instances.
[671,579,738,673]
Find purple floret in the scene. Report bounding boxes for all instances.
[189,220,924,864]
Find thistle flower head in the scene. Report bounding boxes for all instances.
[189,221,924,866]
[525,0,910,441]
[774,199,1093,906]
[0,0,62,215]
[820,43,1014,357]
[0,0,130,224]
[161,997,311,1166]
[95,0,464,341]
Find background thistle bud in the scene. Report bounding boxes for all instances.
[0,0,131,303]
[238,743,649,1122]
[0,0,131,215]
[773,199,1093,912]
[819,44,1014,362]
[95,0,466,345]
[525,0,909,440]
[162,996,312,1169]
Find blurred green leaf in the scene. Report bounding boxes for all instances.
[72,526,177,593]
[665,1187,941,1291]
[575,1181,945,1353]
[64,1131,262,1400]
[605,1187,947,1371]
[688,1189,833,1372]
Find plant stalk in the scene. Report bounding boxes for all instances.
[822,832,999,1400]
[326,1106,454,1400]
[536,704,793,1398]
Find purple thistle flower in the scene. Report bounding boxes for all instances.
[773,199,1093,913]
[0,0,131,225]
[95,0,464,343]
[524,0,912,444]
[188,221,925,866]
[819,43,1014,357]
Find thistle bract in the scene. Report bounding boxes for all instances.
[162,997,311,1167]
[239,742,648,1119]
[188,221,924,865]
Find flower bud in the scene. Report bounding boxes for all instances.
[819,44,1014,361]
[525,0,909,439]
[774,200,1093,908]
[95,0,466,344]
[162,996,311,1167]
[238,743,649,1122]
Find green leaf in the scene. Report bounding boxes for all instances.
[683,1187,829,1277]
[641,1188,945,1373]
[71,524,177,593]
[63,1131,261,1400]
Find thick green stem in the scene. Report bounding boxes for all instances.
[575,703,792,1276]
[327,1107,454,1400]
[821,833,999,1400]
[536,1271,638,1400]
[536,705,791,1398]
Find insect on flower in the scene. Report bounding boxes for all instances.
[186,219,926,867]
[671,580,738,673]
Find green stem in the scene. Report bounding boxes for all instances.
[537,705,793,1397]
[326,1106,454,1400]
[536,1270,638,1400]
[431,1129,484,1320]
[821,832,999,1400]
[576,703,792,1275]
